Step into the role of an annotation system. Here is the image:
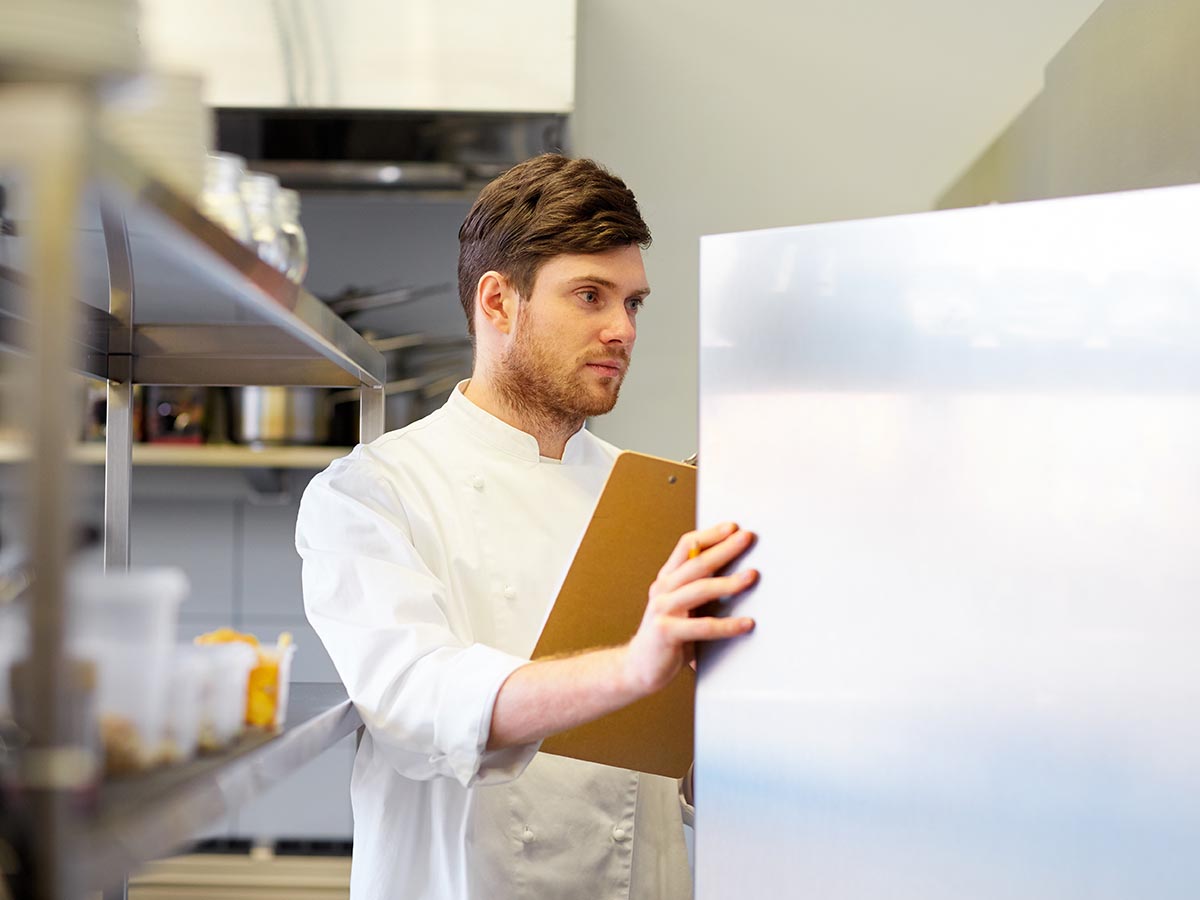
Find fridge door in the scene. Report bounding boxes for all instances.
[697,183,1200,900]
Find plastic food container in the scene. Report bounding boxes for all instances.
[247,637,295,731]
[194,642,257,751]
[159,646,207,764]
[68,568,187,774]
[193,629,297,732]
[70,568,186,646]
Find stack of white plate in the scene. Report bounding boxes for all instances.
[99,70,213,201]
[0,0,141,80]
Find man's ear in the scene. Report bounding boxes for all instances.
[475,270,519,336]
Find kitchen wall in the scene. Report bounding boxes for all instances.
[571,0,1105,459]
[938,0,1200,207]
[300,193,474,339]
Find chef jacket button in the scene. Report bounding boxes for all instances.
[503,585,517,600]
[521,827,536,844]
[612,826,629,842]
[472,475,485,490]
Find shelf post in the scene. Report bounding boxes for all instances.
[359,383,385,443]
[99,199,133,572]
[0,81,96,900]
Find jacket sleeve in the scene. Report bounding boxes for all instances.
[296,455,539,787]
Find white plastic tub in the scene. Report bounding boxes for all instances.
[160,646,207,764]
[70,568,187,647]
[269,641,296,730]
[68,568,187,773]
[194,642,257,751]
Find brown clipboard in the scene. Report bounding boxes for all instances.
[531,450,696,778]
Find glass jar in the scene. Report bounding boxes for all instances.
[239,172,289,273]
[199,152,252,243]
[275,188,309,284]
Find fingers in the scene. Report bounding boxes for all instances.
[663,521,741,571]
[657,526,756,594]
[653,612,755,644]
[627,542,758,693]
[654,567,758,616]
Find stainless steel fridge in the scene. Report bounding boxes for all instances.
[696,183,1200,899]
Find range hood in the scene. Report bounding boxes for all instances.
[216,109,569,192]
[140,2,576,191]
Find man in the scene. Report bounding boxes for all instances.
[296,154,757,899]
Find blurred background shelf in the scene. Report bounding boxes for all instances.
[0,440,351,469]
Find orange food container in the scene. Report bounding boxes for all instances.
[194,629,295,730]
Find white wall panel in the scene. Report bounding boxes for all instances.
[575,0,1104,459]
[131,498,236,623]
[240,500,306,621]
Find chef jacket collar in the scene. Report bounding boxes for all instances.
[449,381,593,465]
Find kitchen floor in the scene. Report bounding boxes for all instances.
[129,851,350,900]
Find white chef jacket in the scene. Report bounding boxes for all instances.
[296,383,692,900]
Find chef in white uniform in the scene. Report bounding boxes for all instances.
[296,154,758,900]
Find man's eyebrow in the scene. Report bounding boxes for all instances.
[567,275,651,297]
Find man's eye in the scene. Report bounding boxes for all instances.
[626,297,644,312]
[579,290,599,304]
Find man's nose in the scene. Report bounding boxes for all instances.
[601,305,636,345]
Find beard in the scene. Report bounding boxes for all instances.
[492,317,631,429]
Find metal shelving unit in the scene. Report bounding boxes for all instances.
[0,79,384,898]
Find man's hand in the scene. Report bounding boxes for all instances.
[487,521,757,751]
[621,522,757,697]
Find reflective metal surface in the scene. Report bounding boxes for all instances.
[129,325,369,387]
[256,160,468,191]
[92,139,385,388]
[100,199,132,572]
[0,265,114,382]
[696,183,1200,899]
[359,384,386,443]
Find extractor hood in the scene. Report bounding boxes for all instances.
[215,108,569,192]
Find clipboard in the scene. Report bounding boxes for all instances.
[531,450,696,778]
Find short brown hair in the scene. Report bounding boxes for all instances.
[457,154,651,335]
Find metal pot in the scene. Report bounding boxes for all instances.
[230,386,329,446]
[325,335,471,445]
